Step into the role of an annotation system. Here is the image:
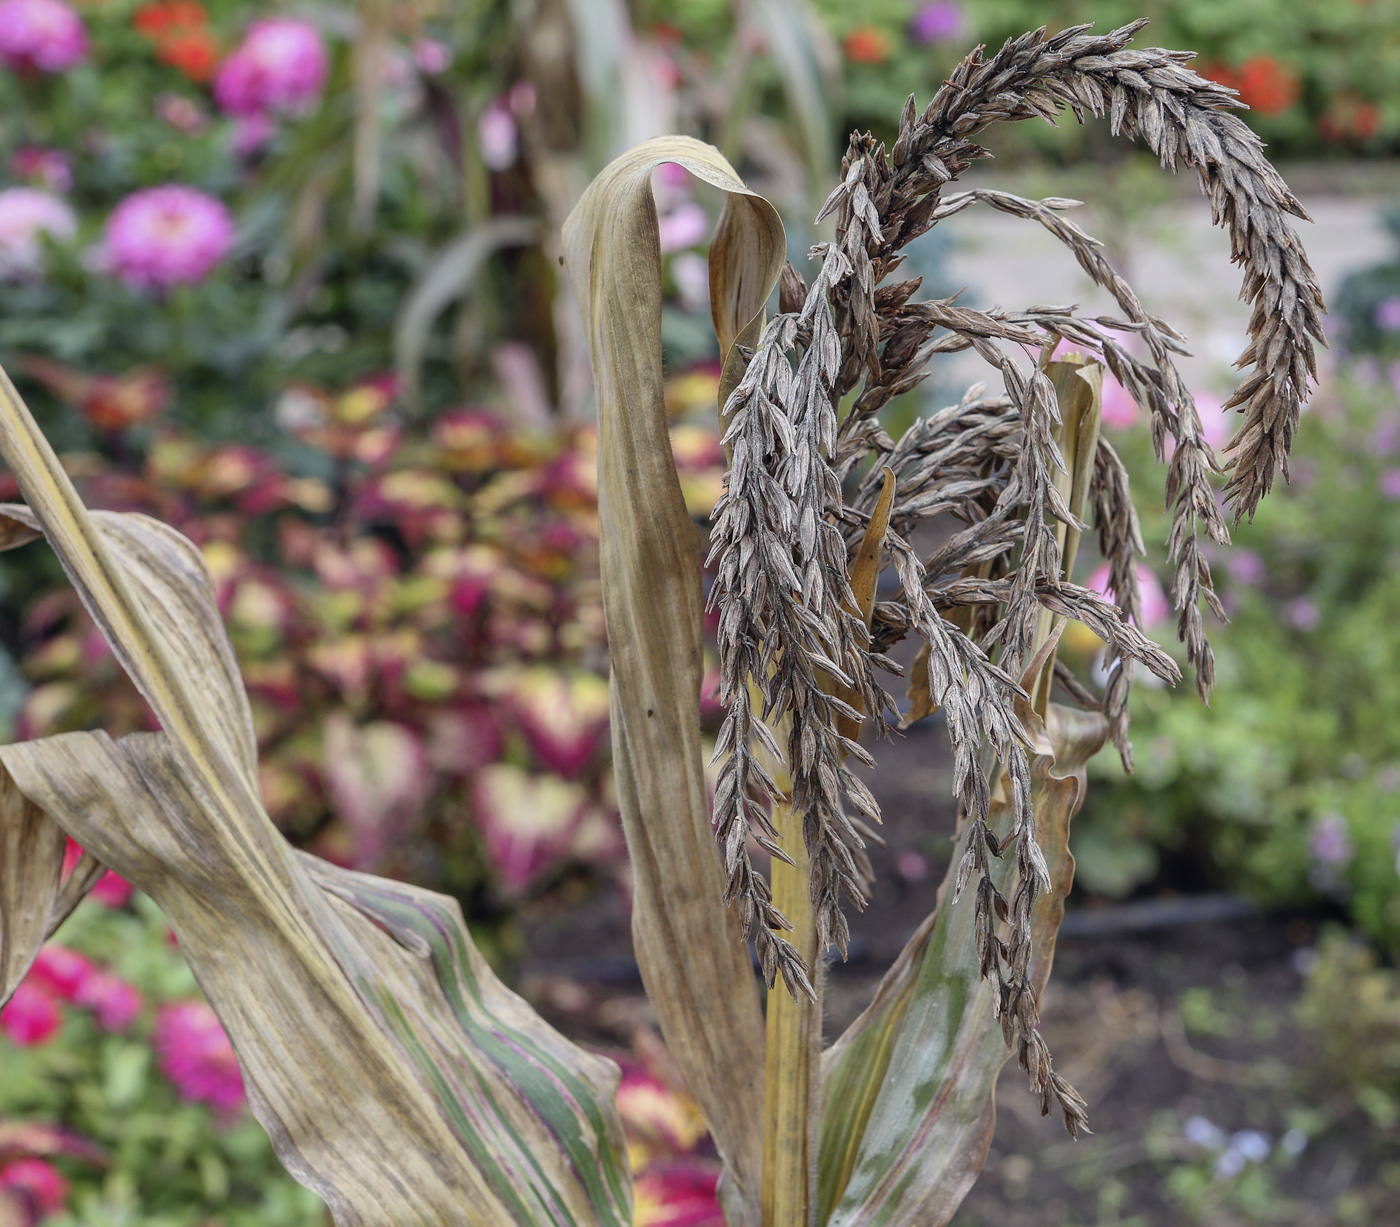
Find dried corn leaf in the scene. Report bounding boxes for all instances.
[817,703,1107,1226]
[562,136,785,1226]
[0,367,630,1227]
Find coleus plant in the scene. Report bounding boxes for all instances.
[0,21,1322,1227]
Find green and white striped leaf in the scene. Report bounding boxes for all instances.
[0,367,630,1227]
[817,703,1108,1227]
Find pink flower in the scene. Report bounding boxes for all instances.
[213,19,328,116]
[154,1001,246,1118]
[28,945,95,1001]
[658,203,709,253]
[413,38,452,75]
[103,185,234,289]
[91,870,134,908]
[0,0,87,74]
[1376,297,1400,333]
[154,91,207,133]
[632,1164,723,1227]
[0,1158,69,1218]
[10,146,71,193]
[1,982,60,1046]
[478,105,517,170]
[1099,375,1139,429]
[0,187,76,280]
[1087,561,1170,628]
[76,973,142,1031]
[1192,392,1235,450]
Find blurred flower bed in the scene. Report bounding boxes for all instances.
[1,886,729,1226]
[799,0,1400,157]
[1062,360,1400,954]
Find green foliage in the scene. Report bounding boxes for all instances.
[1079,367,1400,949]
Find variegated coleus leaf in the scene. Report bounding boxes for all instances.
[0,367,630,1227]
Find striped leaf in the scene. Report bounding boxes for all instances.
[562,136,786,1227]
[0,368,630,1227]
[817,703,1107,1226]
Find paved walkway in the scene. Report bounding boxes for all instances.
[936,170,1398,398]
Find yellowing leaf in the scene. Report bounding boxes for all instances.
[563,135,786,1227]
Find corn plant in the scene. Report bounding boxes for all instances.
[0,21,1322,1227]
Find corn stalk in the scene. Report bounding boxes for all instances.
[0,20,1323,1227]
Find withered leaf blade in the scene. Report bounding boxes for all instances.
[817,704,1108,1226]
[0,370,631,1227]
[0,766,66,1001]
[562,136,786,1227]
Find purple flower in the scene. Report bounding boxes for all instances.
[0,0,87,74]
[153,1000,246,1119]
[102,185,234,290]
[910,1,965,45]
[478,105,517,170]
[1381,469,1400,500]
[1225,548,1266,587]
[1375,296,1400,333]
[0,187,76,280]
[214,19,328,117]
[1310,812,1353,867]
[1285,596,1320,631]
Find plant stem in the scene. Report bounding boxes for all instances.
[763,799,820,1227]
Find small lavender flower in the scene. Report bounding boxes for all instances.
[1183,1116,1226,1149]
[214,19,328,117]
[1375,296,1400,333]
[0,0,87,74]
[1285,596,1320,631]
[1310,812,1353,867]
[102,186,234,290]
[909,1,965,45]
[1231,1130,1271,1163]
[1381,469,1400,500]
[0,187,76,280]
[1225,548,1266,587]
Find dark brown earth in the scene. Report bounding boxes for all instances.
[514,717,1400,1225]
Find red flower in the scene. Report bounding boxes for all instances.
[1236,56,1300,116]
[843,26,891,65]
[1319,92,1382,142]
[133,1,219,82]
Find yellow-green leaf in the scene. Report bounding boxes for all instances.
[817,704,1108,1226]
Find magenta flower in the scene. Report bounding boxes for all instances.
[0,187,76,280]
[28,945,95,1001]
[103,185,234,290]
[213,19,328,116]
[910,1,965,45]
[0,1158,69,1218]
[153,1000,246,1118]
[1,982,60,1047]
[76,972,142,1031]
[0,0,87,74]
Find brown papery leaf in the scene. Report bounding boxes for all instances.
[563,136,786,1227]
[0,366,631,1227]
